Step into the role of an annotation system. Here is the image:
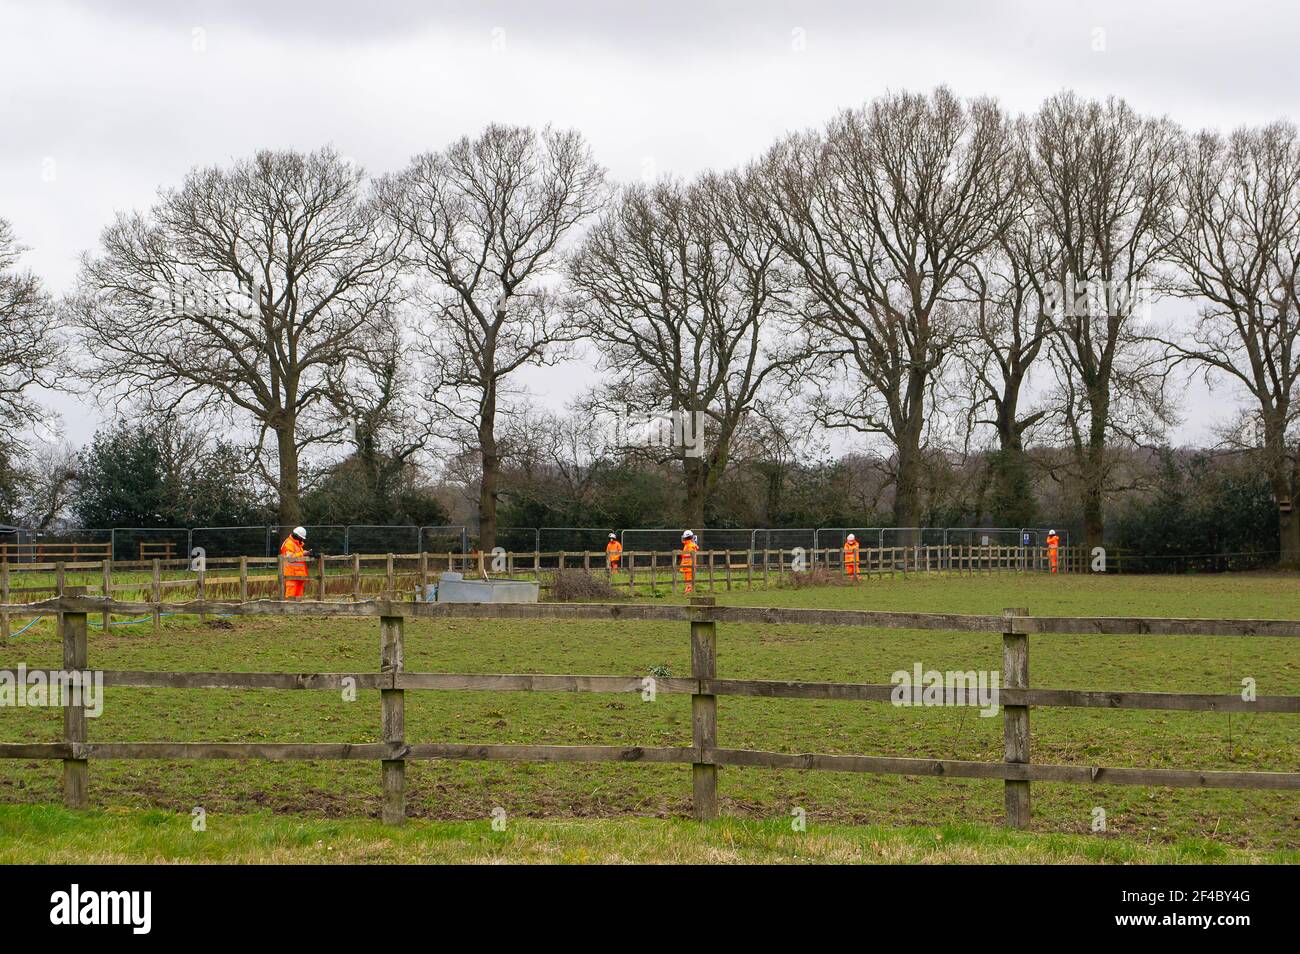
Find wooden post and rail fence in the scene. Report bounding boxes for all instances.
[0,544,1097,636]
[1,589,1296,828]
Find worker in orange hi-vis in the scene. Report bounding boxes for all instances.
[1047,529,1061,574]
[605,533,622,572]
[679,529,699,594]
[843,532,861,579]
[279,526,311,599]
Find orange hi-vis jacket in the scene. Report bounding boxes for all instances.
[280,536,308,578]
[605,539,622,567]
[843,538,860,574]
[1046,533,1060,572]
[679,539,698,579]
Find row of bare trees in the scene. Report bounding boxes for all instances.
[4,88,1300,560]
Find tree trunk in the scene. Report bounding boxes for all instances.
[1278,505,1300,568]
[894,392,925,545]
[892,382,925,545]
[893,445,922,537]
[478,408,499,553]
[275,422,302,533]
[682,456,708,529]
[1081,387,1111,551]
[989,406,1036,527]
[1082,481,1104,553]
[1267,446,1299,568]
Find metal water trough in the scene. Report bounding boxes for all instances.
[423,572,539,604]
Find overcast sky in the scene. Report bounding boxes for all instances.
[4,0,1297,448]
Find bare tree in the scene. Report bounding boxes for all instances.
[748,88,1017,532]
[1160,122,1300,564]
[0,218,61,447]
[567,172,798,526]
[958,139,1057,524]
[322,327,437,521]
[380,125,605,549]
[14,440,78,530]
[1028,93,1181,548]
[71,148,404,529]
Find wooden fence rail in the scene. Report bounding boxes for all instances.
[1,592,1296,828]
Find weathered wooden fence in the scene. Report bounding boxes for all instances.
[0,544,1095,637]
[2,590,1297,828]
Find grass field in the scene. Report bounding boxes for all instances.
[1,570,1298,862]
[3,804,1292,864]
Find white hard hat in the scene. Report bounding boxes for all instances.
[609,533,616,539]
[293,526,307,539]
[1049,529,1056,535]
[846,533,856,542]
[682,529,694,539]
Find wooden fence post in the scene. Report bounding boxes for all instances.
[2,559,10,639]
[317,553,327,601]
[238,556,249,603]
[101,559,112,631]
[197,563,207,623]
[62,586,89,809]
[152,559,162,634]
[54,561,66,636]
[277,554,286,600]
[1003,606,1031,828]
[353,554,362,602]
[380,602,406,825]
[385,553,395,591]
[690,595,718,821]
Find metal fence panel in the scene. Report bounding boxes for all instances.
[751,528,816,550]
[815,528,885,551]
[269,525,347,556]
[344,525,420,555]
[1,527,112,563]
[946,527,1026,548]
[494,527,541,552]
[111,527,190,563]
[419,525,468,553]
[620,527,757,553]
[192,526,270,558]
[879,527,947,548]
[539,527,617,552]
